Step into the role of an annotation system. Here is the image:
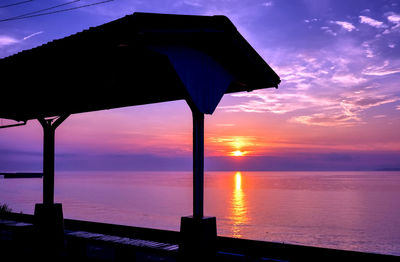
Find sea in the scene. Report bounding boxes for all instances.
[1,171,399,256]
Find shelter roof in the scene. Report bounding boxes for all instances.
[0,12,280,121]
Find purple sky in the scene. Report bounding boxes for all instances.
[1,0,400,171]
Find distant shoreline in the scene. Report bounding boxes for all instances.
[3,169,400,173]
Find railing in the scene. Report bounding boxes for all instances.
[1,212,398,262]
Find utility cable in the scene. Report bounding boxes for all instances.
[0,0,113,22]
[1,0,80,21]
[0,0,33,9]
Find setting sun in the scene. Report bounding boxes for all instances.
[232,150,246,157]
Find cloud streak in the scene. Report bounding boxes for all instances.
[363,64,400,76]
[382,13,400,34]
[359,15,386,28]
[387,13,400,26]
[262,1,273,7]
[225,86,399,127]
[0,35,19,47]
[222,91,335,114]
[23,31,43,40]
[291,113,354,127]
[291,91,398,127]
[224,31,400,127]
[331,20,356,32]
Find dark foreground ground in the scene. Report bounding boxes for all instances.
[0,212,398,262]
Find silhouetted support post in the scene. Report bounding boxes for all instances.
[41,119,55,205]
[37,115,68,204]
[34,115,69,256]
[180,107,216,261]
[193,109,204,219]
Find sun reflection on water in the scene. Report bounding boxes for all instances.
[235,172,242,190]
[230,171,249,238]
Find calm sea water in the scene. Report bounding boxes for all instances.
[1,171,399,256]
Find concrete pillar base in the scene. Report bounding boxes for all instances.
[34,203,65,250]
[179,216,217,260]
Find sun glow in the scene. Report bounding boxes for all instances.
[232,150,246,157]
[209,136,254,157]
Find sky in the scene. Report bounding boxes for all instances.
[0,0,400,171]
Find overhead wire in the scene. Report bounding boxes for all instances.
[0,0,33,9]
[0,0,80,22]
[0,0,114,22]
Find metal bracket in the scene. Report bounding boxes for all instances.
[0,120,27,129]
